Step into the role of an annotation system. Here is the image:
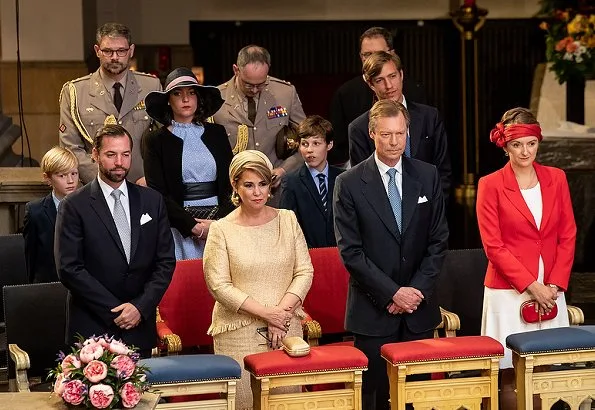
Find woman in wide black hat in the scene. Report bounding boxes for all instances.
[143,67,233,259]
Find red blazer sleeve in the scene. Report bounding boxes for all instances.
[547,170,576,291]
[476,175,535,293]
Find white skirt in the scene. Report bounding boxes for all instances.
[481,285,569,369]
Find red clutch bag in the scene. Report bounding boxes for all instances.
[520,300,558,323]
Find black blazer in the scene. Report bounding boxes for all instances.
[329,75,426,165]
[55,179,175,350]
[23,193,58,283]
[143,123,234,238]
[348,101,451,202]
[279,164,344,248]
[333,156,448,336]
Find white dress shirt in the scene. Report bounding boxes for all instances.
[374,152,403,198]
[96,176,131,230]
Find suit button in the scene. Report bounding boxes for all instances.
[118,120,123,125]
[253,126,257,130]
[255,142,260,147]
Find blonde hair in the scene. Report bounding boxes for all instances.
[369,99,410,132]
[500,107,538,127]
[229,150,273,206]
[41,146,78,176]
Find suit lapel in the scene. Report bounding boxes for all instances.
[256,86,274,126]
[89,179,127,261]
[299,165,326,215]
[401,158,422,234]
[535,162,554,230]
[119,72,140,118]
[407,102,423,157]
[361,157,401,242]
[89,71,119,117]
[42,193,57,226]
[128,181,141,262]
[501,163,538,230]
[222,79,247,124]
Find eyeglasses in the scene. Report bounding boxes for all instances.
[256,327,271,346]
[240,78,267,91]
[99,48,130,57]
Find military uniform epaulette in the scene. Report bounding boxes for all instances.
[69,73,93,84]
[131,70,157,78]
[269,77,292,86]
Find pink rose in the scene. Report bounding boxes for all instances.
[53,373,67,395]
[89,384,114,409]
[80,342,104,363]
[61,354,81,376]
[108,339,131,355]
[120,382,142,408]
[96,336,111,349]
[62,379,86,406]
[83,360,108,383]
[111,355,136,379]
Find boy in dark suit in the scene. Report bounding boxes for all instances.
[280,115,343,248]
[23,146,79,283]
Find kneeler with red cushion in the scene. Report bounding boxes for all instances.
[381,335,503,410]
[244,345,368,410]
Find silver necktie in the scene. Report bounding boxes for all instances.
[111,189,131,262]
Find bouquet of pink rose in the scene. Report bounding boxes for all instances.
[48,335,150,409]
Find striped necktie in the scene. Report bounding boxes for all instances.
[387,168,402,232]
[317,173,327,213]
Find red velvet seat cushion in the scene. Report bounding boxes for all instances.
[381,336,504,365]
[244,345,368,377]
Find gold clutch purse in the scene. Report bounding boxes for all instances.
[282,336,311,357]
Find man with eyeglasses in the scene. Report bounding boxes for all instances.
[212,45,306,205]
[329,27,426,167]
[59,22,161,185]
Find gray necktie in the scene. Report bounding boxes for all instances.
[111,189,131,262]
[387,168,402,232]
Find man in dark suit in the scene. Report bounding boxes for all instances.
[348,51,451,202]
[329,27,426,166]
[334,100,449,410]
[55,124,175,357]
[24,146,79,283]
[280,115,343,247]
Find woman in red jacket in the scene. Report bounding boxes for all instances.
[477,107,576,369]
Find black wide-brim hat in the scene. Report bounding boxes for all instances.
[145,67,224,125]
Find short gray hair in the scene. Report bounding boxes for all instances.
[236,45,271,68]
[96,22,131,45]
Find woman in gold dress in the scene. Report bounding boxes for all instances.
[203,150,314,409]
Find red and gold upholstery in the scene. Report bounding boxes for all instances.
[244,345,368,410]
[381,336,504,410]
[157,258,215,354]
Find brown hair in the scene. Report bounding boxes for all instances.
[229,150,273,207]
[500,107,538,127]
[236,45,271,68]
[363,51,403,83]
[369,100,410,132]
[96,22,131,45]
[41,146,78,176]
[298,115,334,144]
[359,27,394,51]
[93,124,133,151]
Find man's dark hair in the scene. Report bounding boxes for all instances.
[359,27,394,51]
[94,124,133,151]
[96,22,132,45]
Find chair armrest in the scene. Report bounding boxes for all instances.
[567,304,584,326]
[156,307,182,355]
[8,343,31,392]
[302,314,322,347]
[434,307,460,338]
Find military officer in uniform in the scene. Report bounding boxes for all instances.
[212,45,306,202]
[59,22,161,185]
